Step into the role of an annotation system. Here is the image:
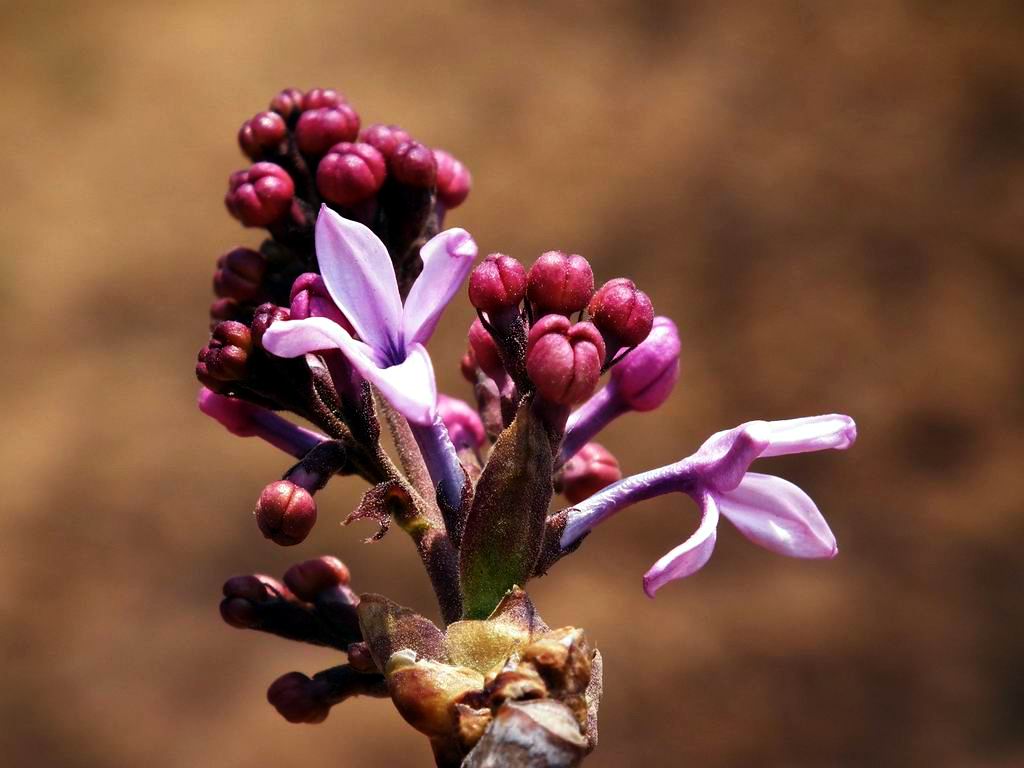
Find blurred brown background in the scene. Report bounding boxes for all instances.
[2,1,1022,766]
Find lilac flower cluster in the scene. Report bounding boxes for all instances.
[196,87,856,767]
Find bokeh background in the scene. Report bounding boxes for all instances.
[2,1,1023,766]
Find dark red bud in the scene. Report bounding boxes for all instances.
[468,318,505,381]
[220,574,290,628]
[526,251,595,316]
[196,320,253,382]
[588,278,654,348]
[269,87,304,122]
[525,315,605,405]
[213,247,267,302]
[301,87,346,111]
[255,480,317,546]
[209,297,242,328]
[468,253,527,313]
[283,556,351,601]
[238,111,288,159]
[267,672,330,724]
[459,348,478,383]
[389,141,437,187]
[359,123,412,159]
[316,141,386,206]
[346,642,377,674]
[225,162,295,227]
[560,442,622,504]
[295,106,360,157]
[250,302,290,349]
[433,148,472,208]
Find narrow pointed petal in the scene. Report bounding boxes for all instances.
[315,205,403,356]
[642,491,720,597]
[360,343,438,426]
[717,472,837,559]
[760,414,858,457]
[261,316,381,364]
[401,228,478,347]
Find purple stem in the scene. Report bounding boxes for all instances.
[411,416,467,513]
[558,385,628,467]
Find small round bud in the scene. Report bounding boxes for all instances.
[346,642,377,674]
[302,87,346,111]
[316,141,386,206]
[359,123,412,159]
[526,315,606,405]
[609,316,681,411]
[433,148,472,208]
[269,87,304,122]
[526,251,595,316]
[437,394,486,451]
[255,480,317,546]
[267,672,330,724]
[588,278,654,348]
[225,162,295,227]
[560,442,622,504]
[251,302,290,349]
[283,556,351,601]
[196,320,253,382]
[468,318,504,381]
[389,141,437,187]
[288,273,352,330]
[238,111,287,159]
[213,246,267,302]
[468,253,527,313]
[295,105,360,157]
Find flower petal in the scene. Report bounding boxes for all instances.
[717,471,837,559]
[642,490,720,597]
[261,316,380,364]
[760,414,857,457]
[401,228,478,347]
[360,343,438,426]
[315,205,403,357]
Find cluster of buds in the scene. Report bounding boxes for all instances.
[197,88,856,767]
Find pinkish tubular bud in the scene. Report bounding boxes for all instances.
[289,273,353,330]
[238,111,288,159]
[255,480,317,546]
[295,105,361,157]
[468,253,528,313]
[283,556,351,601]
[468,318,505,381]
[389,141,437,187]
[213,246,267,302]
[269,87,305,122]
[560,442,622,504]
[588,278,654,348]
[225,162,295,227]
[609,316,681,411]
[316,141,386,206]
[251,302,290,349]
[433,148,472,208]
[526,315,606,405]
[359,123,412,160]
[267,672,330,724]
[302,87,346,111]
[437,394,487,451]
[526,251,595,316]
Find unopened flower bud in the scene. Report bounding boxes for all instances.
[560,442,622,504]
[283,556,351,602]
[196,320,252,382]
[433,148,472,208]
[527,251,595,316]
[209,297,241,327]
[389,141,437,187]
[359,123,412,159]
[316,142,386,206]
[238,111,287,159]
[468,318,505,381]
[468,253,527,313]
[289,273,352,330]
[225,162,295,227]
[213,246,267,302]
[437,395,486,451]
[267,672,330,724]
[302,87,346,111]
[460,348,478,382]
[269,87,304,122]
[526,316,605,405]
[609,316,681,411]
[588,278,654,348]
[255,480,317,546]
[251,302,290,349]
[220,573,288,628]
[295,105,360,157]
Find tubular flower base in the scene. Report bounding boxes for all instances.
[195,86,857,767]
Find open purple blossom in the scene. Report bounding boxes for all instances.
[559,414,857,596]
[262,205,477,425]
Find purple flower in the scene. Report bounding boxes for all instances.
[262,205,478,425]
[559,414,857,596]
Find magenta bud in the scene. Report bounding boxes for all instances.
[198,388,261,437]
[468,318,505,381]
[437,394,486,451]
[588,278,654,348]
[213,246,267,302]
[267,672,330,724]
[269,87,305,121]
[316,141,386,206]
[255,480,317,546]
[560,442,622,504]
[289,273,352,332]
[526,251,595,316]
[238,111,288,159]
[295,106,360,157]
[359,123,412,160]
[251,302,290,349]
[302,87,346,111]
[225,162,295,227]
[609,316,681,411]
[526,315,606,405]
[468,253,527,313]
[283,556,351,602]
[389,141,437,187]
[433,148,472,208]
